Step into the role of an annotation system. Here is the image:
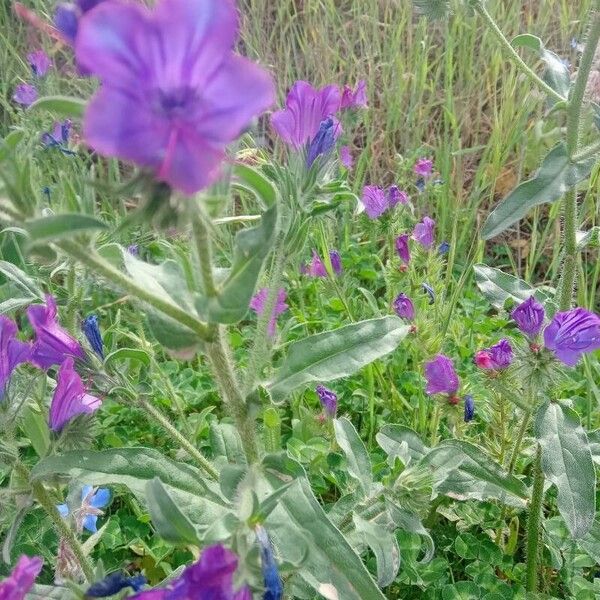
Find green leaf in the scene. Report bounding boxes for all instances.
[577,227,600,250]
[413,0,449,19]
[31,448,230,530]
[473,264,555,311]
[352,514,400,587]
[145,477,201,546]
[386,502,434,563]
[333,418,373,496]
[204,205,276,324]
[209,423,247,465]
[268,316,409,402]
[22,214,107,246]
[481,144,596,239]
[512,34,570,100]
[423,440,529,506]
[20,405,50,458]
[261,454,387,600]
[25,585,72,599]
[28,95,86,118]
[441,581,482,600]
[0,261,43,299]
[232,164,277,208]
[535,402,596,538]
[376,424,429,464]
[577,520,600,563]
[104,348,151,368]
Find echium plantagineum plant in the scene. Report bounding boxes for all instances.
[1,0,600,599]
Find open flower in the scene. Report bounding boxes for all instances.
[13,83,37,107]
[0,555,43,600]
[361,185,388,219]
[27,50,51,77]
[49,357,101,431]
[27,295,85,369]
[41,120,72,150]
[316,385,337,418]
[511,296,545,338]
[340,80,367,109]
[413,217,435,249]
[393,293,415,321]
[543,307,600,366]
[414,157,433,178]
[271,81,340,149]
[474,339,513,370]
[424,355,459,396]
[395,234,411,265]
[250,288,288,337]
[57,485,110,533]
[0,316,31,400]
[76,0,274,195]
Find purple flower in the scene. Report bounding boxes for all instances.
[393,293,415,321]
[82,314,104,359]
[256,526,283,600]
[543,308,600,366]
[438,241,450,255]
[414,158,433,178]
[306,117,341,167]
[421,283,435,305]
[329,250,342,275]
[49,357,101,431]
[127,244,140,256]
[0,316,31,400]
[13,83,37,107]
[339,145,353,169]
[302,250,342,277]
[0,555,43,600]
[361,185,388,219]
[424,354,459,396]
[395,234,411,265]
[388,185,409,207]
[464,395,475,423]
[86,572,146,597]
[413,217,435,249]
[511,296,545,338]
[340,80,367,109]
[271,81,340,149]
[41,120,73,153]
[316,385,337,417]
[54,0,108,43]
[27,50,51,77]
[250,288,288,337]
[27,295,85,370]
[474,339,513,370]
[57,485,110,533]
[76,0,275,196]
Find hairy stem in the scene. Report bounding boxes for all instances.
[508,410,532,474]
[525,445,545,592]
[190,206,217,297]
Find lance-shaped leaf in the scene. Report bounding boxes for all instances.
[535,401,596,538]
[23,214,107,246]
[333,418,373,496]
[28,95,86,118]
[577,227,600,250]
[376,424,429,464]
[268,316,409,402]
[413,0,449,19]
[31,448,229,531]
[203,205,276,324]
[482,143,596,240]
[232,164,277,208]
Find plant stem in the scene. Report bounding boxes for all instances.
[472,1,566,104]
[190,206,217,297]
[138,397,219,481]
[56,240,212,341]
[572,138,600,162]
[429,405,442,446]
[525,445,545,592]
[508,410,532,474]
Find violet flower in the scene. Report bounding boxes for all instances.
[329,251,342,275]
[395,234,411,265]
[421,283,435,305]
[339,145,353,169]
[340,80,367,109]
[86,573,146,597]
[393,293,415,321]
[76,0,274,195]
[413,217,435,249]
[49,357,101,432]
[511,296,545,338]
[0,555,43,600]
[271,80,340,149]
[13,83,37,107]
[302,250,342,277]
[27,295,85,369]
[0,316,31,400]
[438,241,450,255]
[306,117,341,167]
[388,185,409,207]
[27,50,51,77]
[316,385,337,418]
[414,158,433,178]
[474,339,513,370]
[54,0,108,43]
[41,120,75,155]
[464,395,475,423]
[361,185,388,219]
[543,307,600,366]
[57,485,110,533]
[256,526,283,600]
[424,355,459,396]
[82,314,104,359]
[250,288,288,337]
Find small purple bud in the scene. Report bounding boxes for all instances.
[464,395,475,422]
[13,83,38,107]
[511,296,545,337]
[339,145,353,169]
[82,314,104,359]
[413,217,435,249]
[474,339,513,370]
[414,157,433,178]
[388,185,409,207]
[424,354,459,396]
[361,185,388,219]
[306,117,341,167]
[438,241,450,255]
[340,80,367,109]
[316,385,337,417]
[329,250,342,275]
[421,283,435,305]
[27,50,51,78]
[395,234,411,265]
[393,293,415,321]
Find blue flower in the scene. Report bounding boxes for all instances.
[306,117,340,167]
[438,241,450,255]
[256,526,283,600]
[57,485,110,533]
[421,283,435,305]
[464,395,475,423]
[86,572,146,597]
[82,314,104,359]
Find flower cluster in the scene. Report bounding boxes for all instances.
[13,49,51,107]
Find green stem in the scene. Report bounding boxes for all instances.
[525,445,545,592]
[429,405,442,446]
[472,1,566,104]
[572,138,600,163]
[508,410,532,474]
[138,397,218,480]
[56,240,212,341]
[190,207,217,297]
